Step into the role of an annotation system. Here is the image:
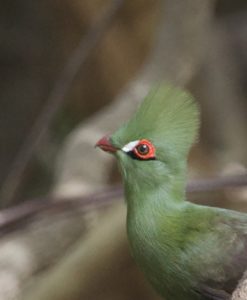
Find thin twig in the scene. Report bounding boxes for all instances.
[186,173,247,192]
[0,173,246,234]
[0,0,124,208]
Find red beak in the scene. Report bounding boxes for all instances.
[95,136,118,153]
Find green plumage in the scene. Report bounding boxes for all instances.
[98,84,247,300]
[112,85,200,159]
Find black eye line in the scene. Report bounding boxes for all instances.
[127,151,156,161]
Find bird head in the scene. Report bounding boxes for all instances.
[96,84,199,191]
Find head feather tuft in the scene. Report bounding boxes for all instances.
[111,84,200,159]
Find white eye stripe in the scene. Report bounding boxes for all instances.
[122,140,139,152]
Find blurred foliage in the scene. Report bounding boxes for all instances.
[216,0,247,15]
[0,1,246,300]
[0,0,246,201]
[0,0,158,201]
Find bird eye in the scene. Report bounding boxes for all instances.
[136,143,150,155]
[133,139,156,160]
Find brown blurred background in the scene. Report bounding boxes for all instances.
[0,1,246,300]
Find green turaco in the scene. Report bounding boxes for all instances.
[96,84,247,300]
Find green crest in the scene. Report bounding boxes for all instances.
[111,84,200,160]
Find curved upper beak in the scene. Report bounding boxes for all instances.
[95,136,118,153]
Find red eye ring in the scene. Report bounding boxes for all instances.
[133,139,156,160]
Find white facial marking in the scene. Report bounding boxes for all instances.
[122,140,139,152]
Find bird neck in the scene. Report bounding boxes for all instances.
[124,169,187,215]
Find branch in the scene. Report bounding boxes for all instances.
[186,173,247,192]
[0,0,124,208]
[232,272,247,300]
[0,173,246,235]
